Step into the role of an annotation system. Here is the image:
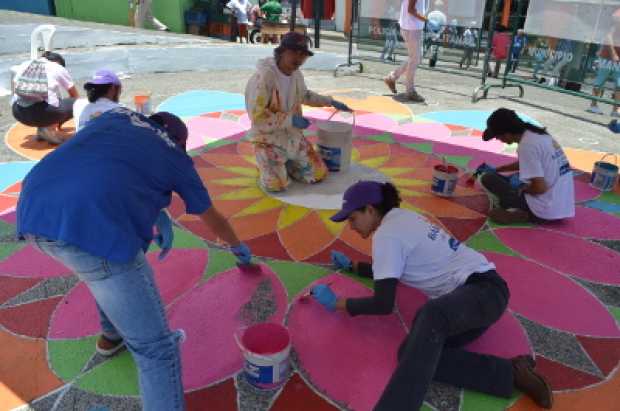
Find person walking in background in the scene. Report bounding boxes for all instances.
[227,0,252,43]
[384,0,431,102]
[459,23,477,69]
[381,22,399,62]
[509,29,527,72]
[134,0,169,31]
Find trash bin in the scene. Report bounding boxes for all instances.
[185,9,208,35]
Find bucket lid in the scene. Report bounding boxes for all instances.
[434,164,459,174]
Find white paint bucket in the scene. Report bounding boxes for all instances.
[236,323,291,390]
[590,154,618,192]
[431,164,459,197]
[316,111,355,172]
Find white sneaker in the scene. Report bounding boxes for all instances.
[36,127,64,144]
[586,106,604,115]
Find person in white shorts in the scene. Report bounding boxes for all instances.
[384,0,431,102]
[477,108,575,224]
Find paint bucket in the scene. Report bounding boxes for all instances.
[235,323,291,389]
[134,93,152,115]
[316,111,355,172]
[590,154,619,192]
[431,164,459,197]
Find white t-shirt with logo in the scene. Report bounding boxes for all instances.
[372,208,496,298]
[518,130,575,220]
[12,59,74,108]
[275,67,293,111]
[399,0,427,31]
[74,98,120,131]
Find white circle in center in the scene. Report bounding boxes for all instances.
[266,164,390,210]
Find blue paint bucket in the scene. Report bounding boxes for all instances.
[431,164,459,197]
[590,155,618,192]
[236,323,291,389]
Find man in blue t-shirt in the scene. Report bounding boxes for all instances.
[16,108,252,411]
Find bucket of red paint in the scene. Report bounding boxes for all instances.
[235,323,291,389]
[431,164,459,197]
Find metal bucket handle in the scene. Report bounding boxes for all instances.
[599,153,618,166]
[326,109,356,129]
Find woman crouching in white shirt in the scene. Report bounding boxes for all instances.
[312,181,553,411]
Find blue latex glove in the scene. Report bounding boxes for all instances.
[292,115,311,129]
[331,250,352,271]
[509,173,526,189]
[231,242,252,265]
[331,99,353,112]
[154,210,173,261]
[609,119,620,133]
[311,284,337,312]
[473,162,496,177]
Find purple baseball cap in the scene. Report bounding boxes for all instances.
[85,69,121,86]
[330,181,384,222]
[149,112,188,151]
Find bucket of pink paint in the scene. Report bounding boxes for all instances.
[235,323,291,389]
[431,164,459,197]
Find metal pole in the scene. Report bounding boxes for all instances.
[290,0,298,31]
[314,0,321,48]
[348,0,356,65]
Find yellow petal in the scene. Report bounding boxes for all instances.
[217,187,264,201]
[316,209,345,236]
[277,204,311,230]
[378,167,416,177]
[358,156,389,168]
[234,196,283,217]
[212,177,257,187]
[221,166,258,177]
[392,178,429,187]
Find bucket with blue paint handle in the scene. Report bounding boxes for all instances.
[316,110,356,172]
[591,154,618,192]
[234,322,291,389]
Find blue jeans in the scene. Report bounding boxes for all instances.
[29,236,185,411]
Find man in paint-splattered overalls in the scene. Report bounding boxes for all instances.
[245,32,351,192]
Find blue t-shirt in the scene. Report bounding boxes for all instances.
[17,108,212,263]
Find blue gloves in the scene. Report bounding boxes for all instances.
[609,119,620,133]
[311,284,337,311]
[331,250,352,271]
[231,242,252,265]
[509,173,526,189]
[292,115,311,129]
[331,100,353,112]
[154,210,173,261]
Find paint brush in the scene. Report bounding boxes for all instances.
[236,262,262,274]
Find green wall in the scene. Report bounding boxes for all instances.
[54,0,196,33]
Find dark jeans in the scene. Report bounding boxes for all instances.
[12,98,75,128]
[374,270,512,411]
[480,172,531,212]
[460,47,474,68]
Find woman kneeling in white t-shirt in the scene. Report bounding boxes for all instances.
[478,108,575,225]
[312,181,553,411]
[73,69,122,132]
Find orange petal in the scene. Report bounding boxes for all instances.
[279,212,336,261]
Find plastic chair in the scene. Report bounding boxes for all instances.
[30,24,56,60]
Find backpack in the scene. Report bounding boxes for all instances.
[14,59,49,102]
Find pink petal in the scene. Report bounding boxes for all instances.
[186,117,248,150]
[575,179,600,202]
[495,228,620,285]
[168,264,288,390]
[396,284,531,359]
[288,274,406,411]
[484,252,620,337]
[48,249,207,339]
[354,113,398,132]
[542,206,620,240]
[0,245,71,278]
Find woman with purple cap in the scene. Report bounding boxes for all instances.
[73,69,123,131]
[16,107,252,411]
[475,108,575,225]
[310,180,553,410]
